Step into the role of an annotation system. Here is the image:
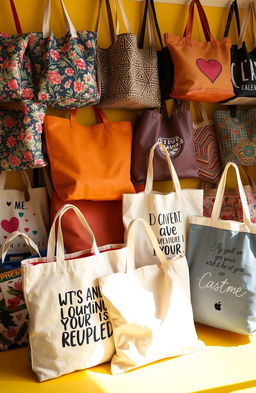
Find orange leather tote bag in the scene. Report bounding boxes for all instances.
[44,108,135,201]
[164,0,234,103]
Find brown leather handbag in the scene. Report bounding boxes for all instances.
[131,101,199,182]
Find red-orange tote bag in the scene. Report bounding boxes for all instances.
[44,108,135,201]
[164,0,234,103]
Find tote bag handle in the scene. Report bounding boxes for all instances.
[43,0,77,38]
[47,204,100,262]
[96,0,115,43]
[211,162,251,228]
[113,0,131,37]
[224,0,241,38]
[238,2,256,49]
[126,218,168,272]
[183,0,216,48]
[138,0,163,49]
[1,231,40,263]
[10,0,22,34]
[145,141,182,196]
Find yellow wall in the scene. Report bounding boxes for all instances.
[0,0,254,191]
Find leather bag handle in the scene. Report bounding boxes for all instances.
[183,0,216,48]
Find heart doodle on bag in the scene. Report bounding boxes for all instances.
[24,228,29,232]
[32,230,38,235]
[1,217,19,233]
[18,212,24,217]
[196,58,222,83]
[6,202,11,206]
[25,219,29,222]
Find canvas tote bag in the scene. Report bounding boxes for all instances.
[96,0,161,109]
[99,218,204,374]
[22,204,127,381]
[123,141,203,265]
[164,0,234,103]
[187,162,256,335]
[132,100,199,182]
[44,107,135,201]
[0,170,49,253]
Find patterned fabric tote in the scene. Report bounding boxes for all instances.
[193,102,222,183]
[96,0,161,109]
[0,0,35,102]
[29,0,99,109]
[213,106,256,167]
[0,101,47,170]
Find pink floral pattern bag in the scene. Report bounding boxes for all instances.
[29,0,99,109]
[0,0,35,101]
[0,102,47,170]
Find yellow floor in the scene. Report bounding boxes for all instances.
[1,323,256,393]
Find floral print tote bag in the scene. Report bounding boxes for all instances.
[0,101,47,170]
[29,0,99,109]
[0,0,35,102]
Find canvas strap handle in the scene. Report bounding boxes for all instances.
[47,204,100,262]
[113,0,131,36]
[126,218,168,272]
[145,141,182,197]
[238,1,256,49]
[224,0,240,38]
[194,102,210,124]
[211,162,251,228]
[10,0,22,34]
[184,0,216,48]
[96,0,115,42]
[1,231,40,263]
[43,0,77,38]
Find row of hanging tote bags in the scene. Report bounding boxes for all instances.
[3,0,256,109]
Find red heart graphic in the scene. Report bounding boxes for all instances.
[3,236,7,239]
[25,219,29,222]
[1,217,19,233]
[196,58,222,83]
[24,228,29,232]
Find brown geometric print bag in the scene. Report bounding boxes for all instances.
[96,0,161,110]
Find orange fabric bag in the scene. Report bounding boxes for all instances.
[164,0,234,103]
[44,108,135,201]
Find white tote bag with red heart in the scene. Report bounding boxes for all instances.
[0,171,49,253]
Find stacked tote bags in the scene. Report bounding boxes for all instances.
[123,142,203,265]
[22,204,128,381]
[99,218,204,374]
[187,162,256,335]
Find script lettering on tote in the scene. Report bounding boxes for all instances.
[198,272,246,298]
[58,286,113,348]
[149,211,184,258]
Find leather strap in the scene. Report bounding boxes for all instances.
[224,0,240,38]
[138,0,163,49]
[96,0,115,43]
[183,0,216,48]
[10,0,22,34]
